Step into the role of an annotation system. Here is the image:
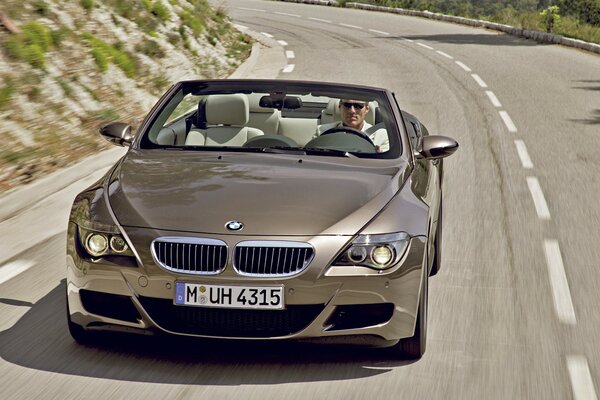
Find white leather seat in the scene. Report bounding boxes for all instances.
[246,93,280,134]
[185,94,263,146]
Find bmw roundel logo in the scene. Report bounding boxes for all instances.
[225,220,244,231]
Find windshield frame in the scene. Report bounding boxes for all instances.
[134,79,406,160]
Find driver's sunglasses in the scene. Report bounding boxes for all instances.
[341,102,366,110]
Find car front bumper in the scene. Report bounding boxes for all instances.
[67,224,427,343]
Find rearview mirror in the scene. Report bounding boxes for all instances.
[99,122,134,147]
[416,135,458,160]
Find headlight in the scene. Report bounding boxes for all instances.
[78,225,134,259]
[333,232,410,270]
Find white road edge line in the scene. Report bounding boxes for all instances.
[368,29,389,35]
[260,32,274,38]
[234,24,248,30]
[567,355,598,400]
[0,260,35,285]
[544,240,577,325]
[499,110,518,133]
[238,7,265,12]
[282,64,295,73]
[277,40,288,46]
[285,50,295,59]
[308,17,331,23]
[485,90,502,107]
[455,61,472,72]
[274,12,301,18]
[527,177,551,220]
[471,74,488,88]
[515,140,534,169]
[417,42,434,50]
[339,23,363,29]
[436,50,453,59]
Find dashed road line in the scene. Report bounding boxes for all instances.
[238,7,265,12]
[285,50,295,59]
[308,17,331,23]
[368,29,389,35]
[527,177,551,220]
[544,239,576,324]
[436,50,453,59]
[277,40,288,46]
[403,38,414,42]
[339,23,363,29]
[567,355,598,400]
[515,140,534,169]
[417,42,434,50]
[0,260,35,285]
[260,32,274,38]
[499,110,518,133]
[282,64,295,73]
[485,90,502,107]
[274,12,301,18]
[471,73,488,88]
[455,61,472,72]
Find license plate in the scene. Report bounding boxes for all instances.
[174,282,284,310]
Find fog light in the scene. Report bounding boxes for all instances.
[110,236,129,253]
[371,245,393,267]
[86,233,108,257]
[347,246,367,263]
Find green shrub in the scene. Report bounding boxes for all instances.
[33,0,50,16]
[81,0,94,11]
[135,38,165,57]
[149,30,159,38]
[540,5,561,33]
[179,10,204,35]
[22,21,52,51]
[56,78,72,96]
[83,33,137,77]
[0,81,15,110]
[152,1,170,21]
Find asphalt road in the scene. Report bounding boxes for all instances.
[1,1,599,398]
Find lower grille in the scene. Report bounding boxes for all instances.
[139,296,324,338]
[80,290,141,323]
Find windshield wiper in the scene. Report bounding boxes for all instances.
[304,147,356,158]
[259,146,354,158]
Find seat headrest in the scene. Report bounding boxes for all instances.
[324,99,341,119]
[206,94,249,126]
[195,98,207,129]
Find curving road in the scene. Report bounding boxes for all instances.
[1,1,599,398]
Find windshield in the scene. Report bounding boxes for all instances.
[140,81,401,158]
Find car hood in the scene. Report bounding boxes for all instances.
[108,150,409,236]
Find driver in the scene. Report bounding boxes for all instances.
[316,99,389,152]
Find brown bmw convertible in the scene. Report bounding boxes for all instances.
[66,79,457,358]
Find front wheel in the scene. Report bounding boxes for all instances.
[391,272,428,359]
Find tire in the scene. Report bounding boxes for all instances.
[392,271,428,359]
[430,201,442,277]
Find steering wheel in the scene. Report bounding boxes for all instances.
[320,126,374,146]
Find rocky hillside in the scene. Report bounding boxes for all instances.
[0,0,251,192]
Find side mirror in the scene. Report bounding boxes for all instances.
[99,122,134,147]
[415,135,458,160]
